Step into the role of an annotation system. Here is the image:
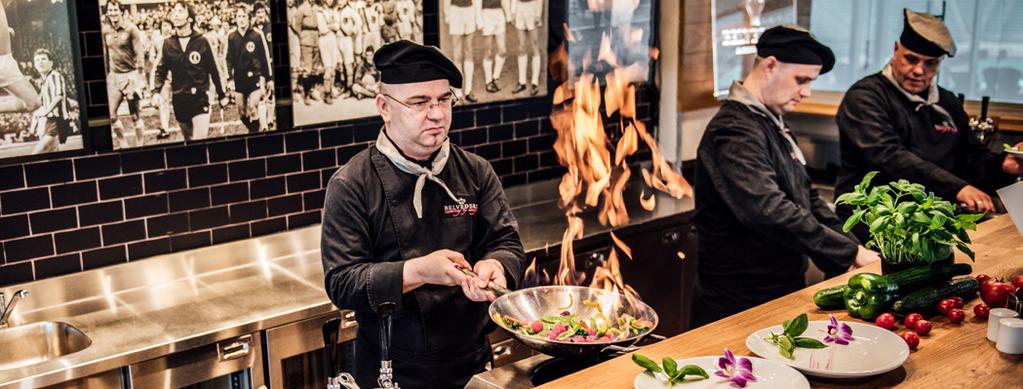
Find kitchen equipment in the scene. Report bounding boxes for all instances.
[485,283,659,360]
[323,318,359,389]
[995,318,1023,355]
[987,308,1019,342]
[375,302,398,389]
[129,332,264,388]
[266,310,358,389]
[745,320,910,378]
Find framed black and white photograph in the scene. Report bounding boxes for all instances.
[711,0,797,97]
[0,0,86,160]
[288,0,423,127]
[100,0,277,150]
[439,0,548,105]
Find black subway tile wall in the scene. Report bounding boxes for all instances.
[0,0,658,286]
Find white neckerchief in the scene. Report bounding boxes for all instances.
[375,129,464,218]
[881,62,957,132]
[726,81,807,165]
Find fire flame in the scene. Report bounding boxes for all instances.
[547,10,692,305]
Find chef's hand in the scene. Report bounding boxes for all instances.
[461,259,505,302]
[956,185,995,213]
[848,245,881,272]
[1003,141,1023,175]
[403,249,470,291]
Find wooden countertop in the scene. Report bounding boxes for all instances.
[541,216,1023,388]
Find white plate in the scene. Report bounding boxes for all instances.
[633,355,809,389]
[745,320,909,378]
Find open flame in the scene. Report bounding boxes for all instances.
[544,8,692,306]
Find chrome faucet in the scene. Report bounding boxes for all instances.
[0,290,29,328]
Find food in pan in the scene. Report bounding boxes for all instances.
[493,299,653,343]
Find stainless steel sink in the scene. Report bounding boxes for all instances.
[0,321,92,371]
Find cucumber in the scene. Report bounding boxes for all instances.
[891,277,980,314]
[812,285,847,310]
[884,263,972,294]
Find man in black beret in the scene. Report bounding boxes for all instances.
[693,25,879,327]
[836,9,1023,233]
[320,39,525,388]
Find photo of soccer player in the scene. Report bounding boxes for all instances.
[438,0,547,105]
[287,0,423,126]
[99,0,277,149]
[0,0,85,160]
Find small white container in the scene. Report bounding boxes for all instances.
[995,318,1023,355]
[987,308,1019,342]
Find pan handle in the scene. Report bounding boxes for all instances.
[458,268,511,296]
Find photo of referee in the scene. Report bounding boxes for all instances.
[99,0,277,149]
[438,0,547,106]
[0,0,84,160]
[288,0,423,126]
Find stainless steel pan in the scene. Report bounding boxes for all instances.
[461,269,658,360]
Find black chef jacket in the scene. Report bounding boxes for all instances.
[321,143,525,388]
[692,82,859,327]
[835,73,1013,236]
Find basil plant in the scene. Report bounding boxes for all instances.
[835,171,984,264]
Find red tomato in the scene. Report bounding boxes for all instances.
[901,331,920,350]
[974,303,990,319]
[975,274,992,284]
[947,308,965,324]
[875,313,896,330]
[914,320,932,336]
[904,313,923,330]
[980,279,1016,308]
[938,299,955,315]
[1012,274,1023,289]
[949,296,965,309]
[530,320,544,334]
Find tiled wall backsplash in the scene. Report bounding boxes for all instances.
[0,0,658,287]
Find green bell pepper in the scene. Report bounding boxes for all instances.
[843,273,899,320]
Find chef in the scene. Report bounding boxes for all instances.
[692,26,880,327]
[320,40,526,388]
[835,9,1023,233]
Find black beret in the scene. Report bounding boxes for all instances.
[756,25,835,74]
[373,40,463,88]
[900,9,956,57]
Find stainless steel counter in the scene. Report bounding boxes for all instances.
[0,176,694,388]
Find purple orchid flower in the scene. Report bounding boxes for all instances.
[715,348,756,388]
[823,314,854,345]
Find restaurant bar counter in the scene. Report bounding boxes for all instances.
[537,215,1023,388]
[0,176,694,388]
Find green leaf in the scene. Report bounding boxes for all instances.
[778,335,795,359]
[857,171,879,192]
[843,209,866,232]
[662,357,678,378]
[794,337,828,349]
[785,314,809,337]
[632,353,662,373]
[782,319,792,333]
[677,365,710,380]
[869,215,890,234]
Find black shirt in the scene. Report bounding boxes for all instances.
[835,73,1012,213]
[154,32,225,98]
[226,28,271,83]
[321,143,525,388]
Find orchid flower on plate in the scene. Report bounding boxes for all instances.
[823,314,854,345]
[715,348,756,388]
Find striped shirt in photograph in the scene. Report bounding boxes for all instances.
[38,70,68,119]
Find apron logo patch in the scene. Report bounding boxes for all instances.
[934,122,957,134]
[444,202,478,218]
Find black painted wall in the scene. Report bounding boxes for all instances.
[0,0,658,287]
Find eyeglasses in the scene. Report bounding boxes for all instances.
[382,91,459,114]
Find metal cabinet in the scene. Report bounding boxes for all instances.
[264,311,357,389]
[129,333,264,389]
